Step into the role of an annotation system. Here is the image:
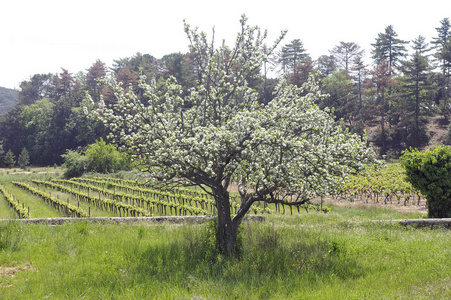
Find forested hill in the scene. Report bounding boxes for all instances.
[1,17,451,166]
[0,86,19,114]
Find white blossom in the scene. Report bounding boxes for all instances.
[87,15,378,254]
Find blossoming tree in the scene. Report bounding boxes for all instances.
[89,16,377,255]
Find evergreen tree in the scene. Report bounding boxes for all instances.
[432,18,451,115]
[278,39,313,86]
[49,69,77,101]
[330,41,363,73]
[0,141,4,167]
[371,25,408,155]
[4,149,15,168]
[371,25,408,72]
[398,36,433,147]
[368,61,396,155]
[86,60,107,103]
[279,39,311,74]
[351,53,368,126]
[18,147,30,169]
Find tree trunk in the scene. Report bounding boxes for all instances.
[213,186,239,256]
[380,92,386,155]
[415,80,420,146]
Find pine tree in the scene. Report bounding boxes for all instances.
[0,142,4,164]
[4,149,15,169]
[18,147,30,169]
[351,54,368,125]
[399,36,433,147]
[330,41,363,73]
[86,60,107,103]
[371,25,408,154]
[371,25,408,72]
[432,18,451,115]
[279,39,310,74]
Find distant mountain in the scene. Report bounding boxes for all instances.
[0,86,19,114]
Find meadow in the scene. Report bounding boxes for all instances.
[0,168,450,299]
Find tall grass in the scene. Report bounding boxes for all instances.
[0,221,23,251]
[0,205,449,299]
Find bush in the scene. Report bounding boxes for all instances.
[401,146,451,218]
[84,138,131,173]
[62,149,88,178]
[62,139,132,178]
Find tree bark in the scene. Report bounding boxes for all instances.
[213,185,239,256]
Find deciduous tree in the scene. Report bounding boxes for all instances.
[20,98,55,165]
[18,73,52,105]
[320,70,357,127]
[88,16,378,256]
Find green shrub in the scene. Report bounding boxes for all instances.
[62,139,132,178]
[401,146,451,218]
[61,149,88,178]
[84,138,131,174]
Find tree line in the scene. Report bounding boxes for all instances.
[1,17,451,167]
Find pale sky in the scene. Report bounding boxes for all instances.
[1,0,450,89]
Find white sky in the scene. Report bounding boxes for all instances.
[1,0,450,89]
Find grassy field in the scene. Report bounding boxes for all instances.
[0,168,450,299]
[0,207,449,299]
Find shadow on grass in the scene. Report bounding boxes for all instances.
[125,221,366,289]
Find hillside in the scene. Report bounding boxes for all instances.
[365,115,450,156]
[426,115,449,148]
[0,86,19,114]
